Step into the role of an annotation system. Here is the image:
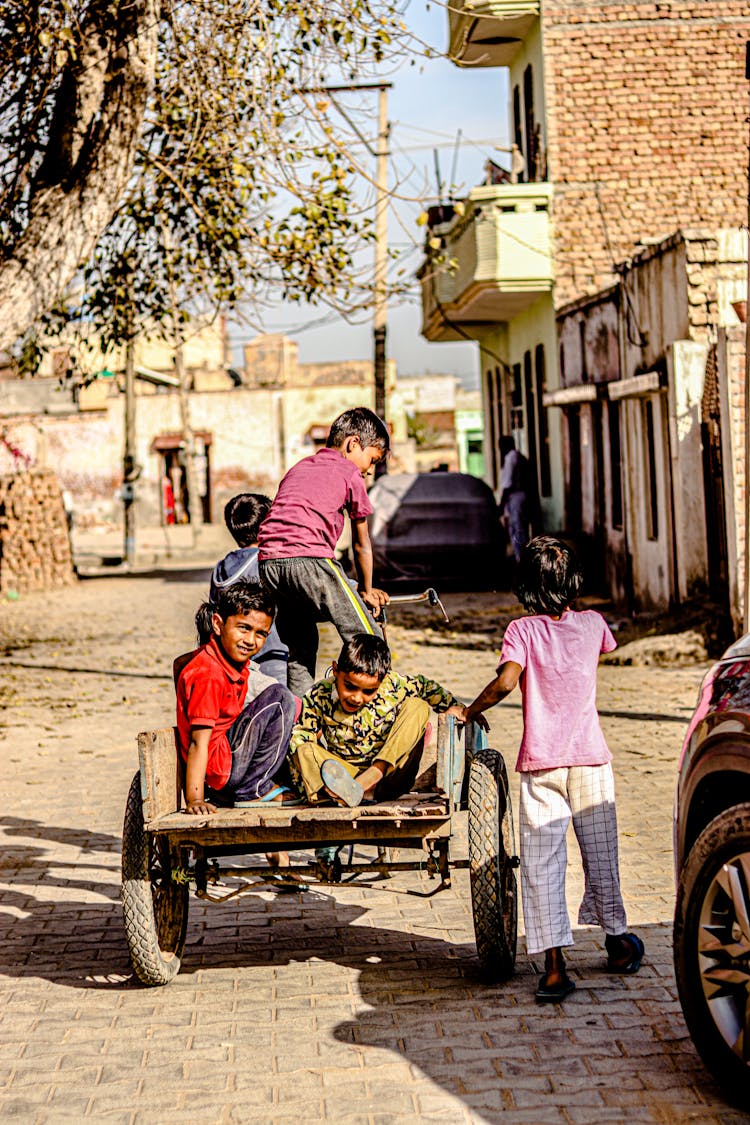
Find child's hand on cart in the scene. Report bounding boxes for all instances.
[463,703,491,732]
[446,703,470,724]
[184,797,217,815]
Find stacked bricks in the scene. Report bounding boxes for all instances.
[0,470,76,594]
[542,1,750,307]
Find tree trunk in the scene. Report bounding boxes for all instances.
[0,0,158,352]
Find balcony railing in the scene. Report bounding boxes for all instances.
[448,1,540,68]
[418,182,553,343]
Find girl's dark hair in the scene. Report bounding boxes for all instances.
[195,600,215,646]
[327,407,390,453]
[223,492,272,548]
[515,536,583,616]
[336,633,391,679]
[195,580,276,646]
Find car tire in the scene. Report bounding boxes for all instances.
[674,802,750,1107]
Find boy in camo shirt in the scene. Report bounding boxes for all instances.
[289,634,468,806]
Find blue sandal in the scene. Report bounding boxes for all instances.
[320,760,364,808]
[233,785,304,808]
[606,932,644,974]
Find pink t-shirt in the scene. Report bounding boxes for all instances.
[498,610,617,773]
[258,447,373,561]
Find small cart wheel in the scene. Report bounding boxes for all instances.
[468,749,518,981]
[121,772,188,986]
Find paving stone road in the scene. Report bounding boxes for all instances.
[0,570,747,1124]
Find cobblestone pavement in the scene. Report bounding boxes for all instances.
[0,572,747,1124]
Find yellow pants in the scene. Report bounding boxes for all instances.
[293,697,430,803]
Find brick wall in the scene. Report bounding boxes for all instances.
[0,471,76,594]
[543,1,750,307]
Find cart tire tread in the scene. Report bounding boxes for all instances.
[122,772,188,986]
[468,749,518,981]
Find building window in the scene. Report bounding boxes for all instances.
[643,398,659,540]
[523,350,538,494]
[559,342,566,387]
[486,368,498,488]
[511,362,523,432]
[535,345,552,498]
[523,65,538,181]
[494,366,504,433]
[513,85,524,183]
[608,400,623,529]
[579,320,588,383]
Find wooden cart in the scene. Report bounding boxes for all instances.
[121,716,519,986]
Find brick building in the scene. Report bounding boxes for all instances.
[420,1,750,606]
[554,229,746,624]
[543,1,749,305]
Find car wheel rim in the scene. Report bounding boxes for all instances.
[698,852,750,1066]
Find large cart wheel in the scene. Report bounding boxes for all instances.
[121,772,188,986]
[467,749,518,981]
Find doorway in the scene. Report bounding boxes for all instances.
[153,432,212,525]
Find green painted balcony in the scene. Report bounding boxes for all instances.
[419,183,553,343]
[448,0,540,67]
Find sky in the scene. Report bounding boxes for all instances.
[229,2,511,386]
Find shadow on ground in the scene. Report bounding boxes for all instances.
[0,815,740,1121]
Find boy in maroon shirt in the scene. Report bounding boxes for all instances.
[175,581,297,812]
[258,407,390,695]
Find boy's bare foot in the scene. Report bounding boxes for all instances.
[265,850,306,887]
[266,851,290,867]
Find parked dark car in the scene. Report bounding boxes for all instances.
[367,471,501,589]
[674,634,750,1107]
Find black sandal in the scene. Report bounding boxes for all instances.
[535,975,576,1003]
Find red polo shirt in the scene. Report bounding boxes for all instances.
[175,636,249,789]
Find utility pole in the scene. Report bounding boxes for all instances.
[123,333,136,567]
[311,82,392,446]
[373,83,389,428]
[174,331,203,529]
[164,219,202,528]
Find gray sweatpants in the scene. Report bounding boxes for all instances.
[259,556,383,695]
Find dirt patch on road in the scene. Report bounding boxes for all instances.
[383,588,732,662]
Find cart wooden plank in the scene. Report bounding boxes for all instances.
[138,728,182,821]
[145,793,450,832]
[144,816,453,850]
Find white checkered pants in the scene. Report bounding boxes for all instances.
[519,763,628,955]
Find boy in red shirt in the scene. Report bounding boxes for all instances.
[176,581,297,812]
[258,407,390,695]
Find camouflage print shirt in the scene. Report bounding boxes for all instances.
[289,670,461,769]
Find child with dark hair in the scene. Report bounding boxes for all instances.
[258,407,390,696]
[175,580,297,812]
[465,536,644,1003]
[289,633,468,806]
[202,492,289,685]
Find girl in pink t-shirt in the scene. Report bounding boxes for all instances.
[465,536,643,1003]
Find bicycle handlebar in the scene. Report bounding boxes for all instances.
[379,587,450,624]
